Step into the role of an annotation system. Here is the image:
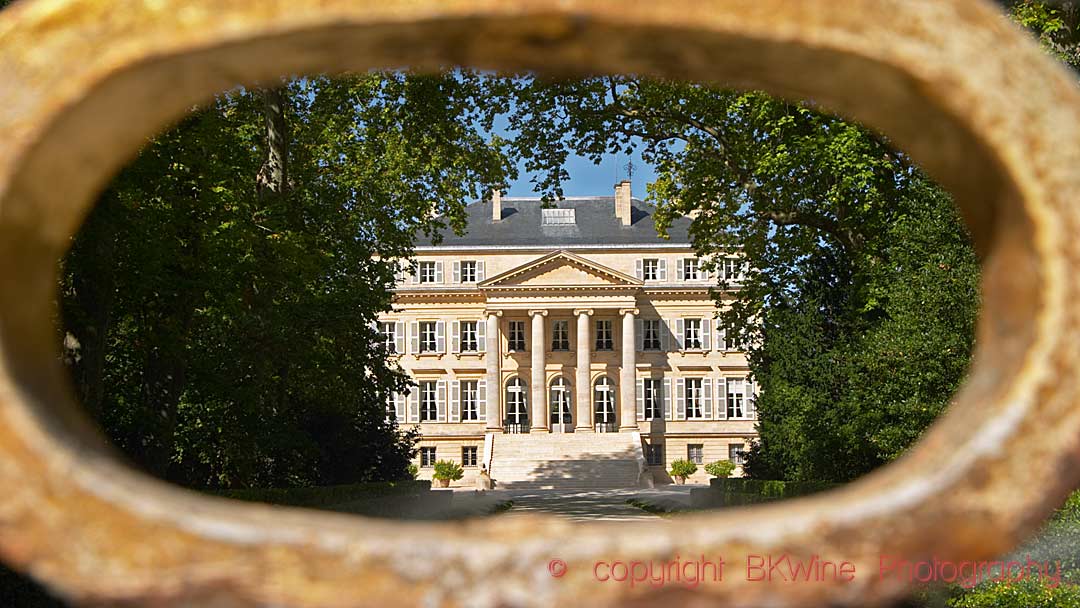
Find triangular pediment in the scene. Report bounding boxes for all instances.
[479,251,644,289]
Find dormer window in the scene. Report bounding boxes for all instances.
[541,208,576,225]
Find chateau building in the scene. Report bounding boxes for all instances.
[382,182,757,488]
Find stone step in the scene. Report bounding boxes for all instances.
[489,432,644,490]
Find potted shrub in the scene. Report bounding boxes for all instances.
[432,460,464,488]
[669,459,698,484]
[705,460,737,479]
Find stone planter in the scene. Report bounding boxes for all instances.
[436,478,450,488]
[674,476,686,485]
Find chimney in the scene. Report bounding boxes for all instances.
[492,188,503,222]
[492,189,503,222]
[614,180,632,226]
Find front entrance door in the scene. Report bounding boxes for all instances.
[550,378,573,433]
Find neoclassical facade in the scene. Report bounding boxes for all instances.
[382,183,757,487]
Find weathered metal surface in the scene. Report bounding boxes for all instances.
[0,0,1079,606]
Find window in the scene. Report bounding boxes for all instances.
[460,260,478,283]
[684,319,703,350]
[462,446,479,467]
[460,380,479,421]
[729,443,746,466]
[595,319,614,351]
[419,321,438,353]
[642,319,662,351]
[722,258,744,282]
[420,381,438,422]
[420,446,436,467]
[551,320,570,351]
[682,258,700,280]
[505,377,528,429]
[646,443,664,466]
[541,208,576,225]
[686,378,704,419]
[688,444,704,465]
[380,322,397,353]
[508,321,526,352]
[419,261,439,283]
[643,378,662,420]
[642,258,659,281]
[594,376,616,431]
[549,377,572,428]
[727,378,746,419]
[460,321,479,352]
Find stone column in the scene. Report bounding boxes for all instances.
[529,310,549,432]
[620,308,639,432]
[484,311,503,431]
[574,309,593,432]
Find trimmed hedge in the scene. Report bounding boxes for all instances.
[210,480,431,510]
[691,478,839,509]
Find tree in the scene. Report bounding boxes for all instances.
[60,71,514,488]
[498,75,980,482]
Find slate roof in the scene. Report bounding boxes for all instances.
[424,197,693,248]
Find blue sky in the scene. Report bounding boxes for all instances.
[504,149,657,198]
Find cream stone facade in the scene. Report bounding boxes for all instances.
[381,184,757,488]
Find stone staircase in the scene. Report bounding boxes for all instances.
[488,432,648,490]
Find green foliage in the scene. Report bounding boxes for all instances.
[432,460,465,482]
[60,72,514,489]
[948,579,1080,608]
[704,460,737,479]
[1005,1,1080,71]
[669,459,698,479]
[407,463,420,480]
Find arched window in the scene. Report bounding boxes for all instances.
[594,376,616,432]
[505,377,528,433]
[549,376,573,431]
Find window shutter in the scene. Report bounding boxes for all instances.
[451,321,460,353]
[452,261,461,284]
[675,378,686,420]
[675,319,686,351]
[636,319,644,352]
[394,261,405,284]
[676,259,685,281]
[477,380,488,420]
[636,379,645,421]
[477,261,486,281]
[702,262,711,281]
[450,380,460,422]
[435,261,444,283]
[746,380,756,418]
[658,259,668,281]
[408,387,419,423]
[394,322,405,354]
[702,379,713,419]
[409,322,419,354]
[635,259,643,280]
[411,262,420,284]
[436,381,447,422]
[661,319,671,351]
[477,320,486,353]
[716,377,728,420]
[702,318,711,350]
[436,321,446,353]
[663,378,672,420]
[717,323,727,351]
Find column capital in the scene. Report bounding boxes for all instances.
[619,308,640,317]
[528,309,549,317]
[484,310,504,318]
[573,308,594,317]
